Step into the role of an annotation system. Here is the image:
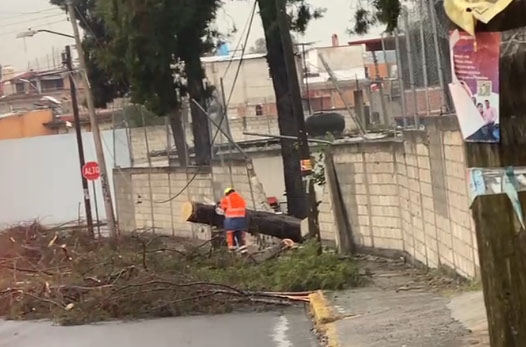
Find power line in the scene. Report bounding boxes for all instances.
[0,13,66,29]
[225,0,257,107]
[0,8,60,17]
[222,0,258,79]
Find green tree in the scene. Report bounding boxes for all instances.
[176,0,221,166]
[50,0,129,108]
[350,0,401,34]
[97,0,191,166]
[51,0,220,166]
[101,0,222,166]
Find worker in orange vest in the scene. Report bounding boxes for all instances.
[220,188,248,253]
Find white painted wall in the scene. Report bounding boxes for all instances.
[251,152,285,201]
[251,151,324,209]
[0,129,130,227]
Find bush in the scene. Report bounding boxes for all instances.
[196,240,360,291]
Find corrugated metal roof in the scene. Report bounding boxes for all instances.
[201,52,267,63]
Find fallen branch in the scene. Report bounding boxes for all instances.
[0,224,359,325]
[107,280,247,299]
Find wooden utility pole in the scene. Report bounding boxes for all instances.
[67,1,118,239]
[257,0,307,220]
[464,29,526,346]
[275,0,319,239]
[64,45,94,236]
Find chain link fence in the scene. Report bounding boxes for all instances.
[392,0,453,127]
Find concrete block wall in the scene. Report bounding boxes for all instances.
[442,130,478,277]
[114,170,136,232]
[319,183,338,245]
[114,160,271,243]
[326,142,404,251]
[129,114,361,165]
[331,146,371,247]
[362,143,404,251]
[397,132,440,269]
[319,116,479,278]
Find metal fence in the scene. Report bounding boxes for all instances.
[385,0,453,128]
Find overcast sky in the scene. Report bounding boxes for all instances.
[0,0,381,72]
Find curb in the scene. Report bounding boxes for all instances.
[308,290,340,347]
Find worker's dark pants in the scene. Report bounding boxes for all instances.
[224,217,247,248]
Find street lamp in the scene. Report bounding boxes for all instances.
[16,28,94,236]
[16,28,74,39]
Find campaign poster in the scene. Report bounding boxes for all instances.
[448,30,500,143]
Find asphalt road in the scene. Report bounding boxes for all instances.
[0,308,318,347]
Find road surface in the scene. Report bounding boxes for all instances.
[0,308,318,347]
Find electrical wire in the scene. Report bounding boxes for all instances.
[0,8,61,17]
[225,0,257,107]
[71,3,256,205]
[0,13,66,29]
[139,1,257,205]
[222,0,258,79]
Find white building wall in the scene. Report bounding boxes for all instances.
[0,129,130,226]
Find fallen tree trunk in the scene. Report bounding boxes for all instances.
[182,202,302,242]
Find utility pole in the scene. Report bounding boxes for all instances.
[402,9,419,128]
[275,0,320,240]
[66,1,118,239]
[64,45,94,236]
[257,0,306,220]
[463,26,526,347]
[318,54,367,135]
[295,42,313,115]
[428,0,449,114]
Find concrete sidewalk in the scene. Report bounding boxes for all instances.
[310,255,489,347]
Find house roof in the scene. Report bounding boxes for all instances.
[6,67,67,83]
[348,37,396,51]
[44,108,121,128]
[201,52,267,64]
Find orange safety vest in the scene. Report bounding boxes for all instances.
[220,192,247,218]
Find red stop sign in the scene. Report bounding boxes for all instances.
[82,161,100,181]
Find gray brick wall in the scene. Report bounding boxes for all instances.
[318,118,479,278]
[114,160,273,245]
[129,114,359,165]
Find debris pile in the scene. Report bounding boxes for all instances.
[0,223,359,325]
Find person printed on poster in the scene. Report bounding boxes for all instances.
[448,29,501,143]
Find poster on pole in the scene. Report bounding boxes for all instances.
[448,29,500,143]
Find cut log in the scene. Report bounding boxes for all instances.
[182,202,302,242]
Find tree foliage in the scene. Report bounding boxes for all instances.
[95,0,220,115]
[351,0,401,34]
[51,0,221,165]
[50,0,129,108]
[250,38,267,54]
[97,0,221,165]
[286,0,325,33]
